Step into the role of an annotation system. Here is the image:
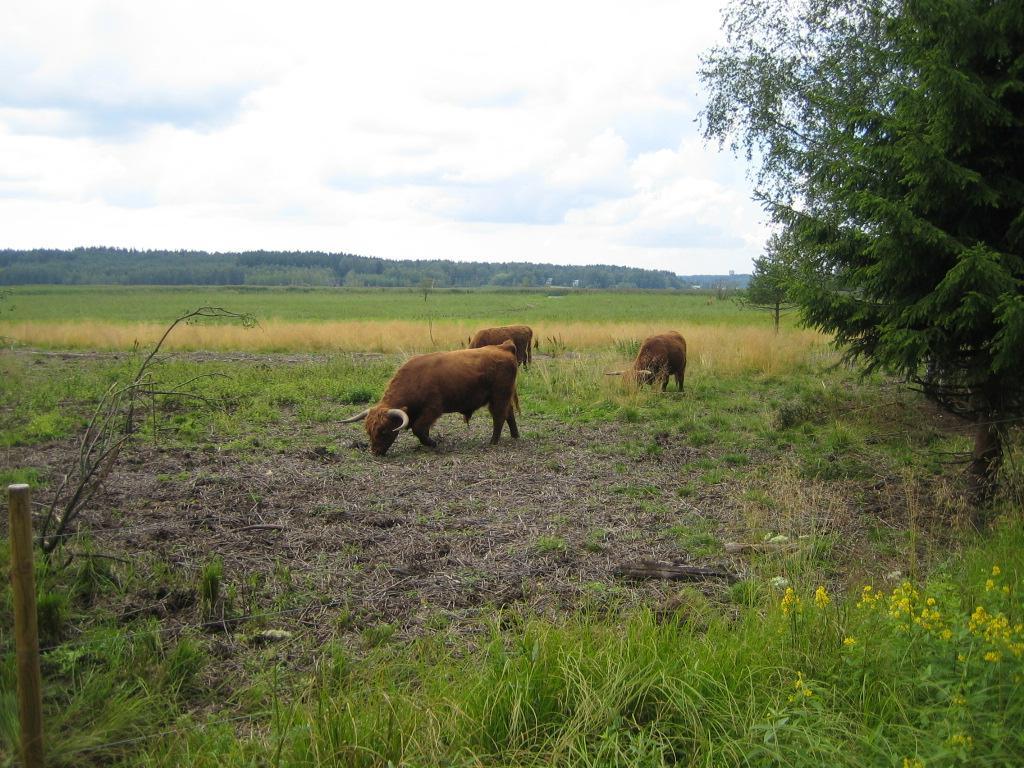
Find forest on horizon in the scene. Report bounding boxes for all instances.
[0,247,750,290]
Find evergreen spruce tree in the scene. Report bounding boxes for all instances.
[701,0,1024,501]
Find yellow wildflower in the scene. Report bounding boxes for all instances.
[984,650,1002,663]
[843,636,857,647]
[985,579,995,592]
[788,672,814,702]
[951,694,966,706]
[781,587,802,616]
[926,597,936,606]
[888,582,919,629]
[814,586,831,608]
[948,733,973,749]
[914,605,944,633]
[940,628,953,641]
[969,606,990,635]
[903,758,925,768]
[991,565,1001,576]
[957,653,967,663]
[856,585,878,608]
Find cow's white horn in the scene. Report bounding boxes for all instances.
[635,369,653,375]
[388,408,410,431]
[604,370,624,376]
[340,408,370,423]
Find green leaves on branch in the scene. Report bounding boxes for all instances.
[701,0,1024,499]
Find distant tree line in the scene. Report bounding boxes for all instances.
[0,247,749,290]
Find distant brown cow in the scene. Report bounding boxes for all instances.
[341,340,520,455]
[606,331,687,392]
[469,325,534,366]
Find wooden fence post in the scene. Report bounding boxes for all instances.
[8,483,44,768]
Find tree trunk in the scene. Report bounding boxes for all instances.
[969,422,1002,505]
[773,303,780,334]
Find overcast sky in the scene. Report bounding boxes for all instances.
[0,1,767,275]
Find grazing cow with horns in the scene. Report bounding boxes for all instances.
[606,331,687,392]
[469,324,534,367]
[341,340,521,455]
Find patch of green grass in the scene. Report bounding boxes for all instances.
[36,590,69,645]
[2,409,76,446]
[667,523,723,557]
[535,536,567,554]
[0,466,42,487]
[583,529,608,553]
[362,623,396,648]
[339,386,375,404]
[676,482,697,498]
[199,558,224,622]
[611,483,661,499]
[729,578,769,607]
[701,468,727,486]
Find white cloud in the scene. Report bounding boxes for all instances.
[0,0,766,273]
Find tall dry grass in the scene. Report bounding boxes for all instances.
[0,319,829,375]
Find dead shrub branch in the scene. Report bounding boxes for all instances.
[37,307,257,555]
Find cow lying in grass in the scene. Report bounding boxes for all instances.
[342,340,520,455]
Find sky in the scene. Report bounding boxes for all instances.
[0,0,768,275]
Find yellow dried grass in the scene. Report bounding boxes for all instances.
[0,319,830,375]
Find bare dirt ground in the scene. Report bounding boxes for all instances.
[8,419,734,632]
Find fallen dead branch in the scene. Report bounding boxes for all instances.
[613,560,737,583]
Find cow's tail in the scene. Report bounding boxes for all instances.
[512,387,521,414]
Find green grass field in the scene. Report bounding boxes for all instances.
[1,285,757,325]
[1,287,1022,766]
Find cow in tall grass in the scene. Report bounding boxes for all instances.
[469,325,534,367]
[341,340,520,455]
[606,331,687,392]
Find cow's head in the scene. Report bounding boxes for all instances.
[365,405,409,455]
[603,366,653,384]
[633,366,655,386]
[341,405,409,455]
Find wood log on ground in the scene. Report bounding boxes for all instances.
[613,560,736,583]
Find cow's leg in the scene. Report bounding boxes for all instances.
[676,369,685,392]
[411,411,440,448]
[505,406,519,439]
[488,398,512,443]
[661,372,669,392]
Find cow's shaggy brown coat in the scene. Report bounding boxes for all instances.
[635,331,687,391]
[469,325,534,366]
[345,340,520,455]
